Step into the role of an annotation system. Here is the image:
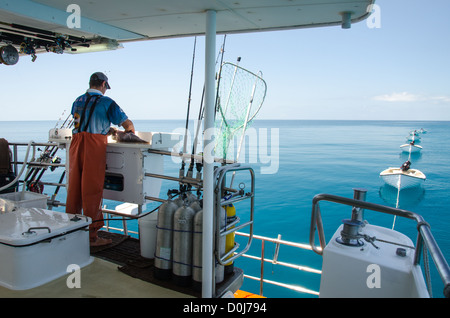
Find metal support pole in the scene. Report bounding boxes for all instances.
[260,240,265,296]
[202,9,216,299]
[351,188,367,222]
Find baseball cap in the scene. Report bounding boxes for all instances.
[90,72,111,89]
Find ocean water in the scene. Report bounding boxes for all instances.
[0,119,449,298]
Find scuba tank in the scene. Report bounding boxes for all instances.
[172,203,196,286]
[224,203,236,275]
[173,191,197,207]
[189,199,202,213]
[192,208,203,291]
[192,206,226,291]
[154,197,179,280]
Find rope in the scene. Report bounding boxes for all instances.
[392,175,401,230]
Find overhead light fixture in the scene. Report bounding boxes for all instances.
[0,45,19,65]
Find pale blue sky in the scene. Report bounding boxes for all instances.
[1,0,449,121]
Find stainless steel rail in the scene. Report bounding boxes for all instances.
[6,142,449,297]
[236,232,321,297]
[214,164,255,266]
[310,193,450,298]
[146,148,236,165]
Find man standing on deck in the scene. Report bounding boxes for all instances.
[66,72,135,247]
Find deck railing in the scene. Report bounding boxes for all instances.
[4,141,450,298]
[310,192,450,298]
[235,232,321,297]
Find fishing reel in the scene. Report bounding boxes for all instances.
[19,41,37,62]
[36,148,61,171]
[28,181,44,194]
[46,34,72,54]
[50,156,61,171]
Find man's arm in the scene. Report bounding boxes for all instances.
[121,119,135,134]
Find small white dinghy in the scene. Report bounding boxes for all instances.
[380,161,426,189]
[400,142,422,153]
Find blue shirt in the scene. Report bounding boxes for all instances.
[71,89,128,135]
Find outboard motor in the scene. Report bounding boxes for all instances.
[401,160,411,171]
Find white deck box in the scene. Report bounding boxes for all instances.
[0,191,48,210]
[0,207,92,290]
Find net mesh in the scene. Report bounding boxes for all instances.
[215,62,267,160]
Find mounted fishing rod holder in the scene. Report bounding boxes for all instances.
[213,164,255,266]
[4,141,69,195]
[309,191,450,298]
[350,188,367,222]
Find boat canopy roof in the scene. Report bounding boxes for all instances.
[0,0,374,54]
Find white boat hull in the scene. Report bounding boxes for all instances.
[400,144,422,153]
[380,168,426,189]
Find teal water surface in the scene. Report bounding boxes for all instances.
[1,119,449,298]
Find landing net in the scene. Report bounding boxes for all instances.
[215,62,267,161]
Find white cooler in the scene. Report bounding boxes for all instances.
[0,207,93,290]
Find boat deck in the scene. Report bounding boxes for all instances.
[0,231,242,298]
[0,257,191,298]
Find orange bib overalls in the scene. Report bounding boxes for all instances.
[66,94,107,241]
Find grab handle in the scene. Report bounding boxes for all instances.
[22,226,51,236]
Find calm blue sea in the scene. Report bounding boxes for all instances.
[1,119,449,298]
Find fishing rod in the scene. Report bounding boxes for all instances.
[0,21,88,46]
[181,37,197,172]
[57,110,71,129]
[0,21,91,61]
[23,112,72,192]
[183,36,197,155]
[190,35,227,158]
[183,36,227,177]
[180,36,228,192]
[178,37,198,193]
